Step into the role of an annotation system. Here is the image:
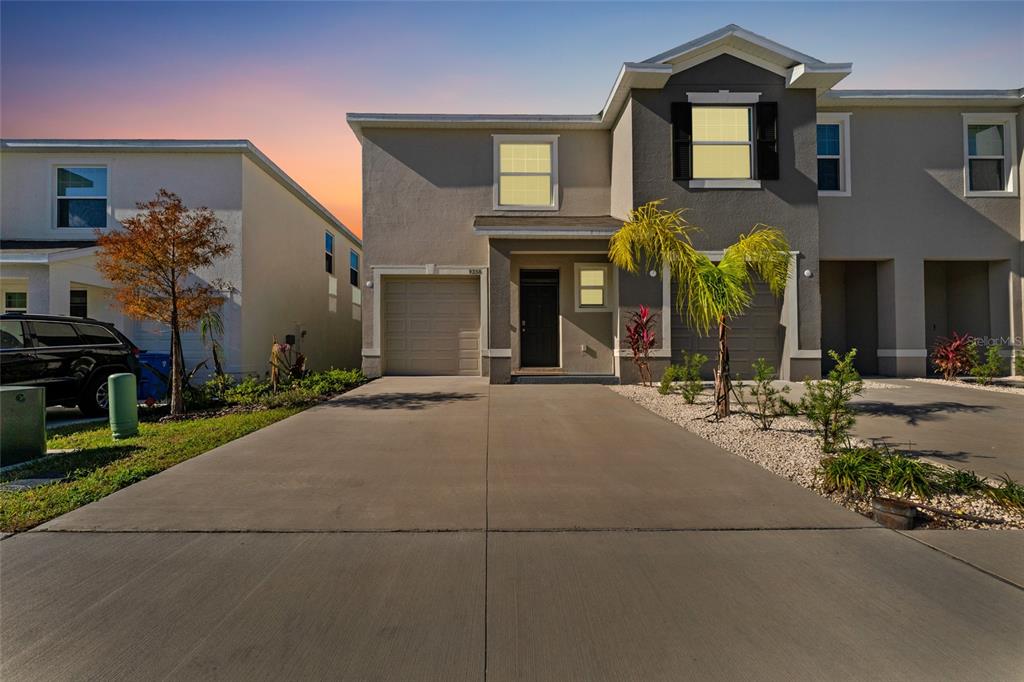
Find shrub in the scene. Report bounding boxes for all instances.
[262,387,319,408]
[930,332,977,381]
[658,353,707,403]
[880,453,940,499]
[971,344,1004,385]
[738,357,792,430]
[1015,352,1024,377]
[938,468,989,496]
[800,349,864,453]
[296,368,366,395]
[817,447,883,498]
[626,305,659,386]
[224,376,272,406]
[986,474,1024,512]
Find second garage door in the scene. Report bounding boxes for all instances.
[381,276,481,376]
[671,278,783,379]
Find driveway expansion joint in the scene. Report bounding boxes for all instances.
[896,530,1024,591]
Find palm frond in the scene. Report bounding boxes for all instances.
[608,200,699,275]
[722,224,791,296]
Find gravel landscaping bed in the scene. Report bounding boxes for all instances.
[907,377,1024,397]
[611,385,1023,530]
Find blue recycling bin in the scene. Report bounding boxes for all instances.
[137,352,171,403]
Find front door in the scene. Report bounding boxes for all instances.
[520,270,559,367]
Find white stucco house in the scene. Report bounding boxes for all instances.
[0,139,363,376]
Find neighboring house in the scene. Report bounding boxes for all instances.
[349,24,1022,383]
[0,139,362,377]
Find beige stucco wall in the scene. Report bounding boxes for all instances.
[240,155,362,375]
[509,253,615,375]
[818,105,1023,374]
[359,128,612,363]
[610,99,634,220]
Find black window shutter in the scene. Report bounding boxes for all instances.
[671,103,692,180]
[755,102,779,180]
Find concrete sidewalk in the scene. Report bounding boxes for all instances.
[3,377,1022,680]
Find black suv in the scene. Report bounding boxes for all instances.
[0,313,141,416]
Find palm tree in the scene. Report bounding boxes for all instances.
[199,309,226,377]
[609,200,791,418]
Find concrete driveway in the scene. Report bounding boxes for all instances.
[3,377,1022,680]
[851,380,1023,480]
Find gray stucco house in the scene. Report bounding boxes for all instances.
[348,25,1022,384]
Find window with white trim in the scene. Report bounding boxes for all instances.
[3,292,28,313]
[350,250,361,309]
[691,106,752,179]
[56,166,107,228]
[325,232,335,274]
[494,135,558,209]
[575,263,611,312]
[816,113,851,195]
[964,113,1018,196]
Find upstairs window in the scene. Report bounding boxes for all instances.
[57,166,107,228]
[817,113,851,196]
[349,250,360,289]
[691,107,753,179]
[494,135,558,209]
[325,232,335,274]
[964,113,1018,196]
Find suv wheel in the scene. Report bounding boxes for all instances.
[79,371,115,417]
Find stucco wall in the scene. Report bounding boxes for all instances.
[509,253,615,375]
[818,105,1023,370]
[0,150,245,373]
[241,155,362,375]
[629,54,822,375]
[610,99,634,220]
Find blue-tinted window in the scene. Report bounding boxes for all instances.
[349,250,359,288]
[816,124,840,156]
[817,159,840,192]
[325,232,335,274]
[56,166,107,228]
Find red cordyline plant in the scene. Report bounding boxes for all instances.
[626,304,659,386]
[931,331,977,381]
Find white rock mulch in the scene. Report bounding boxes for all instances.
[610,384,1023,530]
[907,377,1024,397]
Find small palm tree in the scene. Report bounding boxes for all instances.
[199,309,226,377]
[609,200,791,418]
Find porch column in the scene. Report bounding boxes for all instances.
[877,258,927,376]
[487,242,511,384]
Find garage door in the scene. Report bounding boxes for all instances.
[671,278,783,379]
[382,276,481,376]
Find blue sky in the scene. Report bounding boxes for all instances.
[3,1,1021,231]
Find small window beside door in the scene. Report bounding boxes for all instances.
[575,264,611,313]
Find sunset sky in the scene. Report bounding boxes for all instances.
[3,1,1022,236]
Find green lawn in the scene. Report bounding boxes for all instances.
[0,407,302,533]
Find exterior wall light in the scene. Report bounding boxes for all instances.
[803,269,813,278]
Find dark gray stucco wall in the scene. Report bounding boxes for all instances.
[628,54,822,376]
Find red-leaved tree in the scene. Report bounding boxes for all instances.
[96,189,233,415]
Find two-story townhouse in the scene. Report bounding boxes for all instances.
[0,139,363,376]
[348,25,1023,384]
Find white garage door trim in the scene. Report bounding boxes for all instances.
[366,265,488,361]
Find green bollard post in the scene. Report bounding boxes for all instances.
[108,373,139,439]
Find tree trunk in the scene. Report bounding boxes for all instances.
[169,306,185,416]
[714,317,730,419]
[211,343,225,377]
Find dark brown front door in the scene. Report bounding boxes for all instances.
[520,270,559,367]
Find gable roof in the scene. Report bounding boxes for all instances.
[0,139,359,246]
[348,24,1020,136]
